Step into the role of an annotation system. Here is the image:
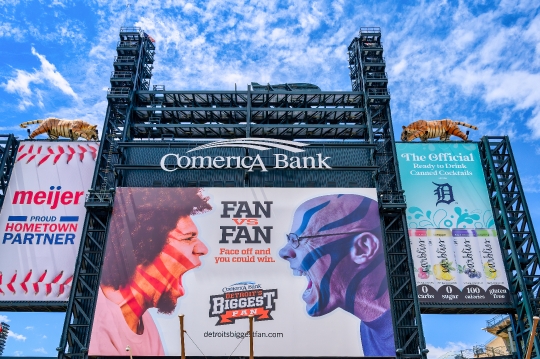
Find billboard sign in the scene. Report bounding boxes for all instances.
[160,138,332,172]
[396,143,511,305]
[89,187,395,357]
[0,141,97,301]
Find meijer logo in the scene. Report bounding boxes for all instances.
[12,186,85,210]
[160,138,332,172]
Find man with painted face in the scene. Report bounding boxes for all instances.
[279,194,395,357]
[89,188,211,355]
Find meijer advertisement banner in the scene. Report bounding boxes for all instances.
[0,141,97,301]
[89,188,395,357]
[396,143,511,305]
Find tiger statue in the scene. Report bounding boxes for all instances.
[20,118,98,141]
[401,119,478,142]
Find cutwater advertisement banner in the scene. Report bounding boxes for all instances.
[396,143,511,305]
[0,141,97,301]
[89,188,395,357]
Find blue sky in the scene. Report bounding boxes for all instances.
[0,0,539,357]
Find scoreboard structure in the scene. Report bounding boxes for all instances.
[0,27,538,359]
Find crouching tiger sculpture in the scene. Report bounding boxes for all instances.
[401,119,478,142]
[20,118,98,141]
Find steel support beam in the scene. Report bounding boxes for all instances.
[349,27,427,359]
[57,27,155,359]
[0,134,19,211]
[479,136,540,359]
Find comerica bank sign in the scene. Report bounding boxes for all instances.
[160,138,332,172]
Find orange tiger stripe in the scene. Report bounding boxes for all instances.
[401,119,477,142]
[21,118,98,141]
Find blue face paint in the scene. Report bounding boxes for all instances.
[344,252,385,313]
[300,231,387,316]
[318,197,371,233]
[294,200,330,236]
[300,235,355,316]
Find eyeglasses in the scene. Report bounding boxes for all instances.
[286,231,366,249]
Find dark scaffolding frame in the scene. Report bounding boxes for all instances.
[479,137,540,359]
[0,134,18,211]
[348,27,427,359]
[50,26,540,359]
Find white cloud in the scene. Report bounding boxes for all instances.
[8,331,27,341]
[42,335,47,339]
[34,347,47,354]
[521,175,540,193]
[427,342,473,359]
[0,314,10,322]
[2,47,78,110]
[25,326,34,330]
[13,351,23,357]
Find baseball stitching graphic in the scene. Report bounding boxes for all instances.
[17,144,98,164]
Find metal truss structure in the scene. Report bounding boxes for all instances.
[49,26,537,359]
[479,136,540,359]
[56,26,425,359]
[0,322,10,355]
[57,28,155,358]
[348,27,427,359]
[0,134,18,211]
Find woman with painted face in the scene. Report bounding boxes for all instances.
[279,194,395,357]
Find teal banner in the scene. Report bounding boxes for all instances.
[396,143,494,229]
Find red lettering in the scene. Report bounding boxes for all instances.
[34,191,46,204]
[60,191,73,205]
[11,189,85,208]
[74,191,84,204]
[12,191,33,204]
[5,223,13,231]
[232,218,259,225]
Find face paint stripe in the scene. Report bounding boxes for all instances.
[153,256,176,283]
[301,236,356,315]
[375,276,389,299]
[162,244,196,270]
[119,286,144,318]
[136,267,167,293]
[345,252,386,312]
[294,200,331,235]
[318,198,372,232]
[130,281,153,302]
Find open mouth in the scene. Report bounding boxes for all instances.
[293,269,313,297]
[174,275,185,297]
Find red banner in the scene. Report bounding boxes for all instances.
[218,306,271,324]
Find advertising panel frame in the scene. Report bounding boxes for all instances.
[0,140,98,312]
[88,187,396,357]
[396,141,513,311]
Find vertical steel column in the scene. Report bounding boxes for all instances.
[480,136,540,359]
[348,27,427,359]
[0,134,19,211]
[57,27,154,359]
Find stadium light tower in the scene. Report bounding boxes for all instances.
[0,322,10,355]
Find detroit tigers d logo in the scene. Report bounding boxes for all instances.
[432,182,455,206]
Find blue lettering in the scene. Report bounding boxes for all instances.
[12,233,22,244]
[55,234,65,245]
[23,233,33,244]
[44,234,54,245]
[3,233,13,244]
[65,233,75,244]
[36,233,43,244]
